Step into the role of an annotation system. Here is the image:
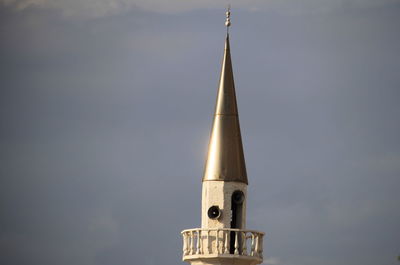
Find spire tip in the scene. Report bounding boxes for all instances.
[225,5,231,28]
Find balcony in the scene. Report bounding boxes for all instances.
[181,228,264,263]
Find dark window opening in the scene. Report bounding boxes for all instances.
[230,190,245,254]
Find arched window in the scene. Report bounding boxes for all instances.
[230,190,245,253]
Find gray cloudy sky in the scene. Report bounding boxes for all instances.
[1,1,400,265]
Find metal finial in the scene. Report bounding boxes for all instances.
[225,5,231,28]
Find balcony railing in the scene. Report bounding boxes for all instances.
[181,228,264,261]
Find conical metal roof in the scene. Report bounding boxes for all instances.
[202,34,248,184]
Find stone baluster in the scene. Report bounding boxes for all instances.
[224,230,229,254]
[258,233,264,258]
[187,232,191,255]
[200,230,203,254]
[234,231,239,255]
[207,230,211,254]
[250,233,255,256]
[190,231,195,255]
[182,232,188,255]
[196,230,201,254]
[254,234,260,257]
[241,231,247,255]
[216,229,220,254]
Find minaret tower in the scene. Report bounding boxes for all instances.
[181,9,264,265]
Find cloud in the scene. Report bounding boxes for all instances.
[1,0,137,17]
[1,0,399,18]
[264,257,281,265]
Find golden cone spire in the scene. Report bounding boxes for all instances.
[202,10,248,184]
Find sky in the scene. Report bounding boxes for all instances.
[1,1,400,265]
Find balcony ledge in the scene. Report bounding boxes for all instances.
[183,253,262,262]
[181,228,264,265]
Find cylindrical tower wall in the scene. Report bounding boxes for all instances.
[201,181,247,229]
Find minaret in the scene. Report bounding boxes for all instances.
[181,8,264,265]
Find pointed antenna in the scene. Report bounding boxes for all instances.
[225,4,231,34]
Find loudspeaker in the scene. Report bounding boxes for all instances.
[232,190,245,204]
[207,206,221,219]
